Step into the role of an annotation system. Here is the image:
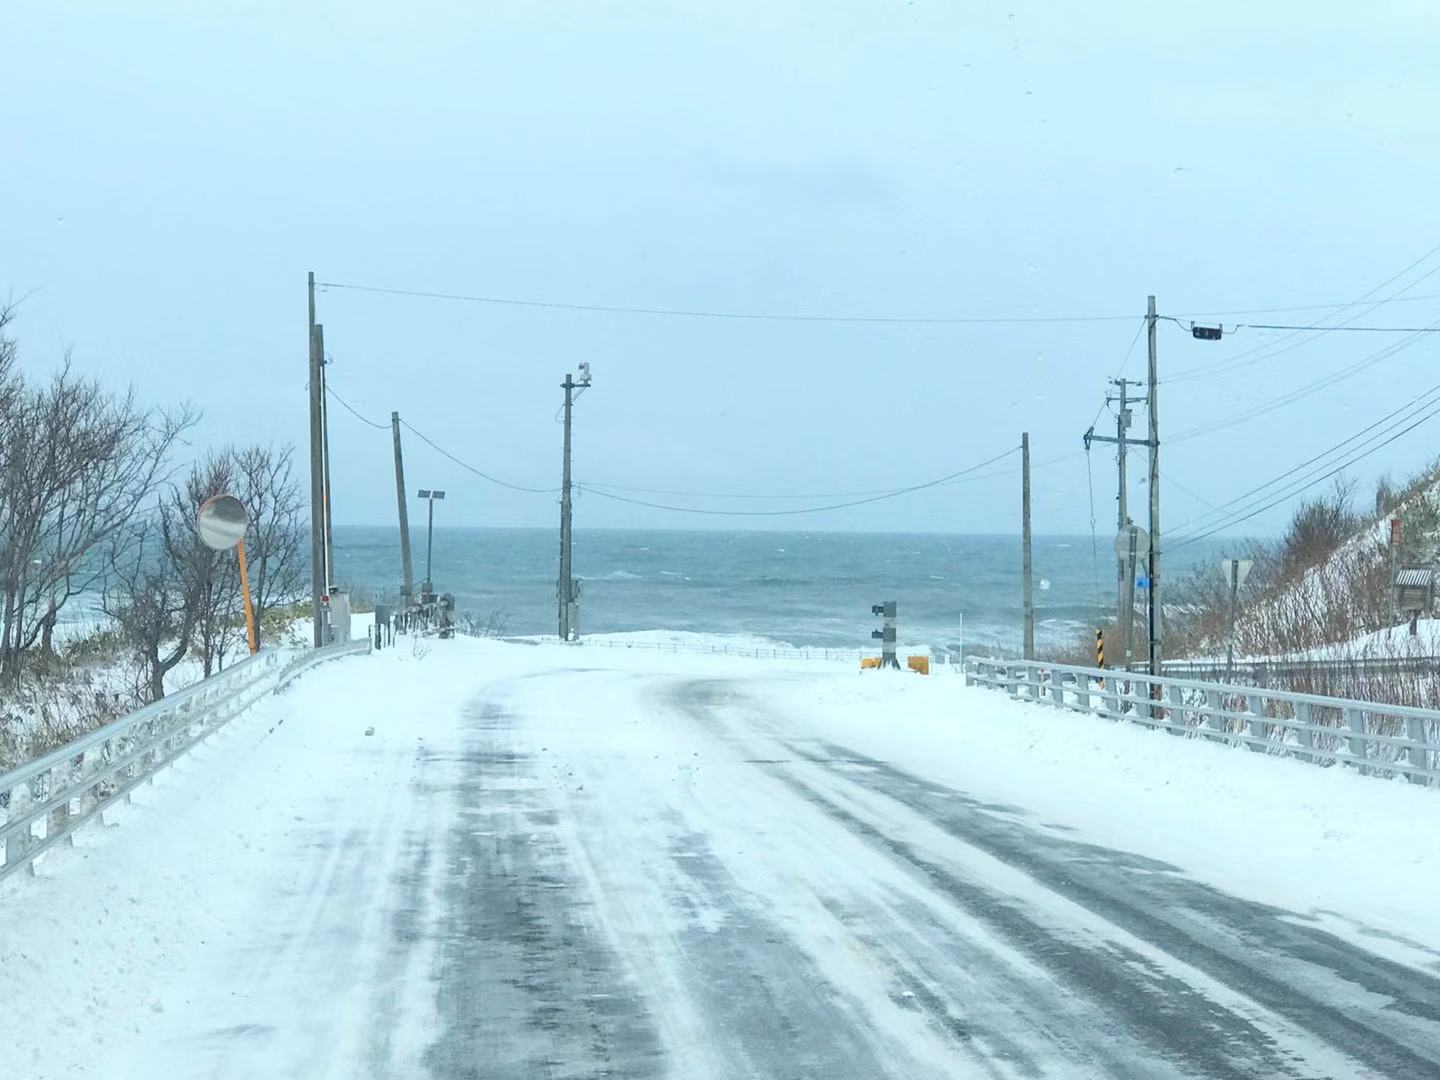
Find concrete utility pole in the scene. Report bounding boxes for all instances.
[1146,294,1161,676]
[1022,432,1035,660]
[307,271,326,648]
[557,364,593,641]
[391,412,414,602]
[316,323,334,594]
[558,373,576,640]
[1083,377,1149,667]
[318,332,334,593]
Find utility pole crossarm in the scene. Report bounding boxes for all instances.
[1085,433,1153,447]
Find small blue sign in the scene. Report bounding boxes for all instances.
[1137,577,1150,589]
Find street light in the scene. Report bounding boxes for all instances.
[417,488,446,595]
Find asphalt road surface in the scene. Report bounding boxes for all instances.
[93,666,1440,1079]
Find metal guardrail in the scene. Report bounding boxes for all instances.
[1161,655,1440,684]
[0,636,371,882]
[965,657,1440,788]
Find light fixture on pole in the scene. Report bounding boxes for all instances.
[416,489,446,596]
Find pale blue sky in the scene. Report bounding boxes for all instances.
[6,1,1440,537]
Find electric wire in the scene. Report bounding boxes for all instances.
[1162,380,1440,547]
[1163,246,1440,383]
[397,418,559,494]
[324,385,389,430]
[316,281,1140,325]
[317,277,1440,327]
[1163,398,1440,554]
[1169,293,1440,317]
[328,380,1020,505]
[1168,325,1439,443]
[1169,378,1440,536]
[575,447,1020,516]
[1239,322,1440,333]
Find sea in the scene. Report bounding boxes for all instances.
[330,526,1230,655]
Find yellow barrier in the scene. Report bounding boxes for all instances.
[860,657,882,670]
[907,656,930,675]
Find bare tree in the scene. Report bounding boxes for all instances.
[234,444,305,647]
[102,490,212,702]
[0,352,195,679]
[186,453,241,677]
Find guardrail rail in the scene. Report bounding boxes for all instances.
[0,636,371,882]
[965,657,1439,788]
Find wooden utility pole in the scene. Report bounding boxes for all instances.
[1146,294,1161,676]
[558,373,575,640]
[391,411,414,602]
[307,272,326,648]
[1022,432,1034,659]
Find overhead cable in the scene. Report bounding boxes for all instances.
[398,418,558,494]
[324,385,389,430]
[1163,381,1440,546]
[576,447,1020,516]
[1163,399,1440,554]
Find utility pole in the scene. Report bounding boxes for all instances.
[1146,294,1161,676]
[316,323,334,594]
[307,271,326,648]
[557,363,593,641]
[1022,432,1034,659]
[391,411,414,602]
[1083,377,1149,667]
[558,373,575,640]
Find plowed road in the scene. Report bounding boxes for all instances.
[7,642,1439,1079]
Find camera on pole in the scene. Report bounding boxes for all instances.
[870,600,899,669]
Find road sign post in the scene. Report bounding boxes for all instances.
[1220,558,1253,680]
[1115,524,1150,671]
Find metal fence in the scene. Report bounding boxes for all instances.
[1160,655,1440,685]
[0,636,371,882]
[965,657,1440,788]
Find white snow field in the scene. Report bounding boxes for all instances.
[3,636,1439,1079]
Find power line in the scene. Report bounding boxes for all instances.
[324,385,388,430]
[1169,293,1440,317]
[1164,245,1440,383]
[1163,398,1440,554]
[398,418,558,494]
[1168,326,1437,443]
[1163,380,1440,546]
[576,447,1020,516]
[317,277,1440,328]
[1171,379,1440,535]
[583,480,930,500]
[1241,322,1440,333]
[1163,469,1222,511]
[317,280,1141,325]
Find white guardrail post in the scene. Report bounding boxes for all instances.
[0,636,371,883]
[963,657,1440,790]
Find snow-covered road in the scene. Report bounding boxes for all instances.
[6,639,1440,1078]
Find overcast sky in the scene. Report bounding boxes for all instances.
[6,1,1440,537]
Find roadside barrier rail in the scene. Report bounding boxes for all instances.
[1161,655,1440,685]
[0,636,371,882]
[965,657,1440,788]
